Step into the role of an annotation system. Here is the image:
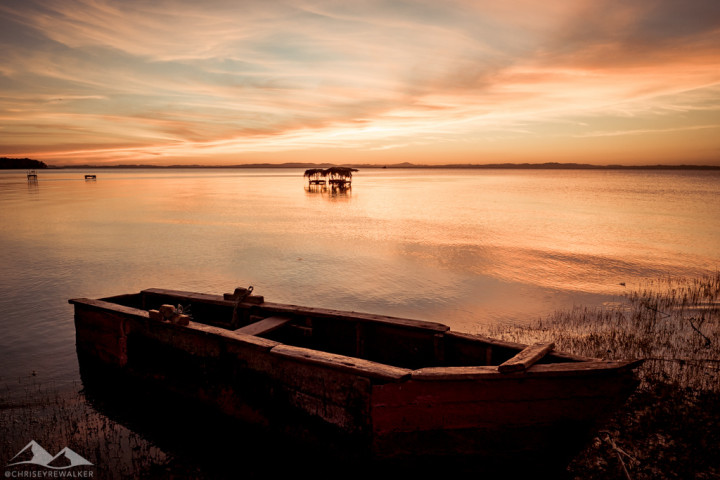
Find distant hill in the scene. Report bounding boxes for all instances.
[0,157,48,169]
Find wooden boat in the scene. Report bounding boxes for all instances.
[69,287,641,471]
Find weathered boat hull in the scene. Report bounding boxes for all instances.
[69,288,641,469]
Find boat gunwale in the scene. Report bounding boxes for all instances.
[69,294,642,382]
[411,359,643,381]
[139,288,450,333]
[272,344,413,382]
[68,298,280,352]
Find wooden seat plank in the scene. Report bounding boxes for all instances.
[234,316,292,337]
[498,342,555,374]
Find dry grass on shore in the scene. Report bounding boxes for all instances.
[483,272,720,479]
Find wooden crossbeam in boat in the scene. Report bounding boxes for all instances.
[498,342,555,374]
[234,316,292,337]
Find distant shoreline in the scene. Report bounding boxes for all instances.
[42,162,720,170]
[3,157,720,170]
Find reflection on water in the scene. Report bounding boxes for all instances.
[305,183,352,200]
[27,172,38,194]
[0,168,719,394]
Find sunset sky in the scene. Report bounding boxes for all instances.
[1,0,719,166]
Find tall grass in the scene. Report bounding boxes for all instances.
[483,272,720,479]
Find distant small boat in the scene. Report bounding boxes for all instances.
[27,170,37,179]
[84,174,97,180]
[69,287,641,471]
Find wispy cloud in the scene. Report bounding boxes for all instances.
[575,124,720,139]
[1,0,719,165]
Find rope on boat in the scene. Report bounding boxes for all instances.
[599,430,637,480]
[233,286,253,302]
[643,357,720,366]
[231,286,254,327]
[639,303,714,348]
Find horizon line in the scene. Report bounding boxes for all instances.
[42,162,720,170]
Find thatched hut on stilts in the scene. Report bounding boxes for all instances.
[325,167,357,189]
[303,167,358,189]
[304,168,327,185]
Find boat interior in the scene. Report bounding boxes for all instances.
[101,288,581,370]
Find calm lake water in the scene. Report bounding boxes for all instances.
[1,168,719,395]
